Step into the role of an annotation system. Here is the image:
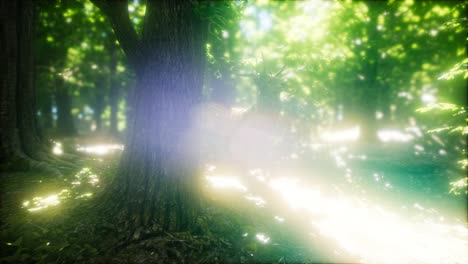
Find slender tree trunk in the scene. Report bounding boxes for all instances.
[0,0,60,175]
[109,40,120,134]
[354,1,385,143]
[54,76,76,136]
[92,79,106,132]
[40,93,53,131]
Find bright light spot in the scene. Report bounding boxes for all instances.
[206,164,217,172]
[275,216,285,222]
[52,142,63,155]
[439,149,447,155]
[24,189,70,212]
[430,29,438,36]
[91,64,98,70]
[414,144,424,151]
[421,93,436,103]
[73,167,100,188]
[206,176,247,192]
[320,126,360,142]
[270,177,321,211]
[128,5,135,12]
[243,233,249,237]
[258,10,272,32]
[375,111,384,120]
[398,91,413,100]
[88,174,99,186]
[76,193,93,199]
[221,30,229,38]
[268,176,468,264]
[76,144,124,155]
[256,233,270,244]
[230,106,249,116]
[378,129,414,142]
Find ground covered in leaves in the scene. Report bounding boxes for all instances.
[0,137,326,264]
[0,135,465,263]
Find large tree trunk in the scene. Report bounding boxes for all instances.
[0,1,22,162]
[54,76,76,136]
[16,0,43,158]
[1,0,45,163]
[95,0,208,233]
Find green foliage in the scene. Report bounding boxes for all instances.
[438,58,468,80]
[418,56,467,195]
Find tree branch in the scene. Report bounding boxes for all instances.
[91,0,142,71]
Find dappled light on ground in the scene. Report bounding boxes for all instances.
[270,177,468,264]
[204,155,468,264]
[76,144,124,156]
[21,167,100,213]
[22,189,70,212]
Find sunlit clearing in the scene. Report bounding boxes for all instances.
[23,189,70,212]
[52,141,63,155]
[76,144,124,155]
[319,126,360,142]
[206,176,247,192]
[255,233,271,244]
[378,129,414,142]
[268,176,468,264]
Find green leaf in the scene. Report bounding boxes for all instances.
[416,103,459,113]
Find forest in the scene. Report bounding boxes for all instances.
[0,0,467,263]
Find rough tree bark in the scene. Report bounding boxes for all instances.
[93,0,208,233]
[16,0,44,158]
[0,0,22,162]
[0,0,70,176]
[0,0,47,164]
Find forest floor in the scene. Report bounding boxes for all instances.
[0,134,466,263]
